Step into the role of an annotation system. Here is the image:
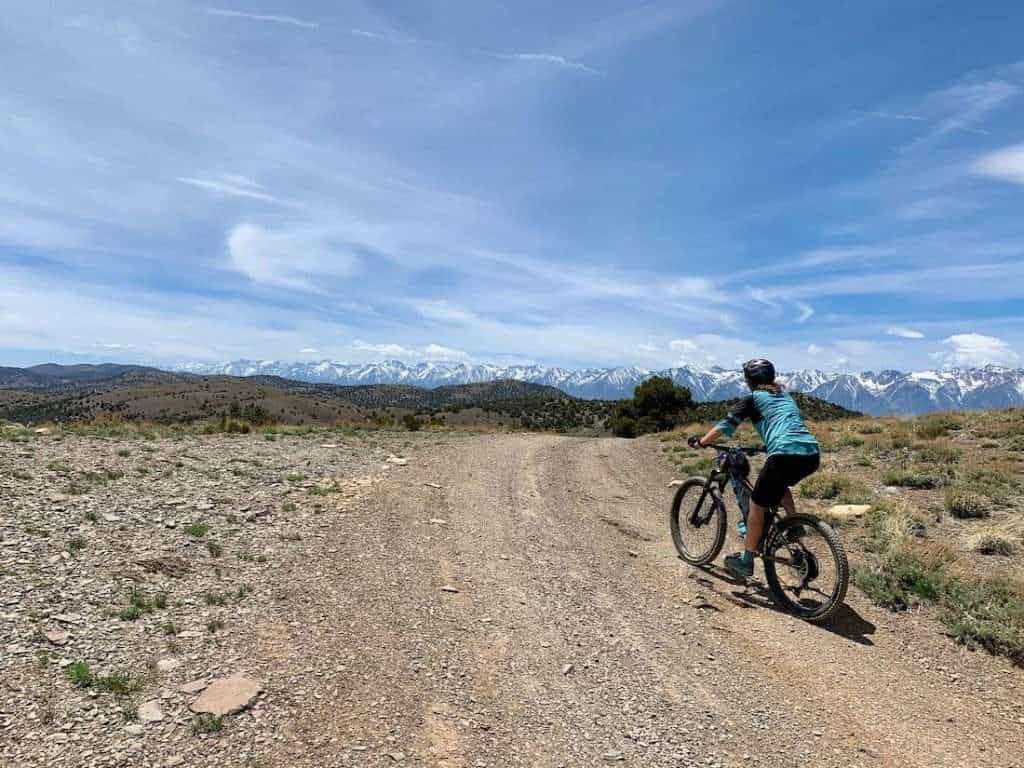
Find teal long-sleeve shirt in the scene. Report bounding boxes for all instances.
[714,390,819,456]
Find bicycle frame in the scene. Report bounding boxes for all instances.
[689,446,780,553]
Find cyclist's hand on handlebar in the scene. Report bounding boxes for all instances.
[687,436,703,449]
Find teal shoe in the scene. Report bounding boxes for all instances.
[725,552,754,579]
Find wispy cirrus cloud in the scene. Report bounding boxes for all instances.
[204,8,319,29]
[488,51,596,73]
[175,176,283,204]
[899,78,1018,153]
[863,110,927,123]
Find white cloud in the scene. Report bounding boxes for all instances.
[299,347,318,354]
[669,339,698,353]
[665,277,728,303]
[795,301,814,323]
[972,143,1024,185]
[227,223,359,289]
[807,344,824,355]
[352,340,467,361]
[746,287,779,310]
[204,8,319,29]
[936,333,1019,367]
[352,341,414,357]
[886,326,925,340]
[412,301,481,325]
[422,343,467,360]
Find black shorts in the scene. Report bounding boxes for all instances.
[751,453,820,507]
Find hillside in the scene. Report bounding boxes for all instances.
[0,366,854,434]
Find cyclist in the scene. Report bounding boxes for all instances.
[687,358,820,579]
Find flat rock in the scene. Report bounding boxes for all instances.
[386,455,408,466]
[156,658,181,672]
[826,504,872,519]
[178,679,208,694]
[45,631,70,646]
[138,700,164,722]
[52,613,82,625]
[102,514,122,522]
[124,724,145,737]
[189,675,263,716]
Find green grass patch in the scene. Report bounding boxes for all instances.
[192,713,224,734]
[184,522,210,538]
[66,661,94,688]
[95,671,142,696]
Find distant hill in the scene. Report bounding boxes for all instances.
[0,363,183,390]
[0,364,857,432]
[174,358,1024,415]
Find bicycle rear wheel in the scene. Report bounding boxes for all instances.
[669,478,727,566]
[763,514,848,623]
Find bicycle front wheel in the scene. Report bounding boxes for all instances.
[763,514,849,623]
[669,478,727,566]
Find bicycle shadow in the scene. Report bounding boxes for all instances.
[687,561,877,646]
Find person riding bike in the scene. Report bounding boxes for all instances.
[687,358,820,579]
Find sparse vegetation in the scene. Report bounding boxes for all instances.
[95,671,142,696]
[185,522,210,538]
[944,486,990,519]
[193,713,224,734]
[967,529,1017,556]
[66,661,94,688]
[204,590,229,606]
[798,473,872,503]
[883,467,941,489]
[853,501,1023,662]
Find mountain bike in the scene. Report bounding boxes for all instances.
[669,443,848,622]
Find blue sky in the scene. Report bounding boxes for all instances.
[2,1,1024,372]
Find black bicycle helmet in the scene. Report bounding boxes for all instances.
[742,358,775,386]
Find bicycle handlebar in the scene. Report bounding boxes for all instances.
[701,442,766,455]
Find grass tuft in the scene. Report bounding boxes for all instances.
[192,713,224,734]
[944,486,990,519]
[66,661,94,688]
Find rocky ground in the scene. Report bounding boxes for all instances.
[2,427,1022,767]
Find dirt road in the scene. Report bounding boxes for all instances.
[263,434,1023,767]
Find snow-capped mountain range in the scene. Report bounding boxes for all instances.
[171,359,1024,415]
